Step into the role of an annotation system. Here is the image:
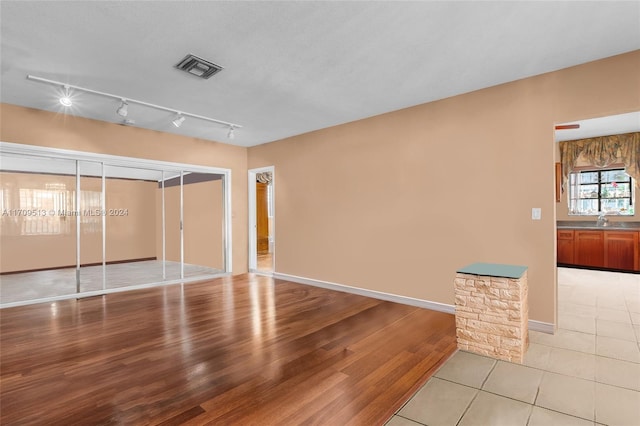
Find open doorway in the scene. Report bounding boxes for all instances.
[248,166,275,273]
[552,113,639,359]
[553,111,639,327]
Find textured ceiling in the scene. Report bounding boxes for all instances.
[1,1,639,147]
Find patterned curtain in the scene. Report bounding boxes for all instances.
[559,132,640,188]
[256,172,272,184]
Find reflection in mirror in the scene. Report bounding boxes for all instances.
[182,172,225,278]
[103,164,162,290]
[0,149,229,307]
[0,154,78,303]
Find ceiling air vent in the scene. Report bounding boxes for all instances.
[175,54,223,79]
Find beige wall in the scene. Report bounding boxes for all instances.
[156,178,224,270]
[0,104,248,274]
[248,51,640,325]
[0,172,156,273]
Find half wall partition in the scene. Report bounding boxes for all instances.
[0,142,231,307]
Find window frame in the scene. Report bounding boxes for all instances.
[568,167,635,216]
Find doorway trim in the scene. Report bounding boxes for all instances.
[248,166,275,273]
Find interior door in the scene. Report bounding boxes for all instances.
[256,182,269,254]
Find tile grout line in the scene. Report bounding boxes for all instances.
[435,373,598,423]
[541,340,639,363]
[390,413,427,426]
[454,388,480,426]
[459,349,640,394]
[479,359,498,389]
[529,338,640,363]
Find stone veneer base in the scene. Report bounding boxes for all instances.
[454,270,529,363]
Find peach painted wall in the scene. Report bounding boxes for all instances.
[0,105,248,274]
[0,172,156,273]
[248,51,640,325]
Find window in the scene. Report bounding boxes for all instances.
[568,168,635,216]
[17,187,74,235]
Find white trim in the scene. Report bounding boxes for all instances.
[253,271,274,278]
[528,320,556,334]
[75,160,81,293]
[161,171,166,279]
[101,162,106,290]
[180,171,184,279]
[223,173,233,273]
[248,172,257,271]
[273,272,455,314]
[273,272,556,334]
[0,141,231,175]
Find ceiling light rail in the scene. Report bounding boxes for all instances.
[26,74,242,137]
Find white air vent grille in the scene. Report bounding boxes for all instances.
[175,54,223,79]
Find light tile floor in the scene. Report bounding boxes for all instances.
[387,267,640,426]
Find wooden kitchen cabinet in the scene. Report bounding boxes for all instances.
[574,230,605,268]
[604,231,639,271]
[557,230,575,264]
[557,228,640,272]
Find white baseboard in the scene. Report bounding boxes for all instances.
[528,320,555,334]
[250,269,274,278]
[273,272,455,314]
[273,272,555,334]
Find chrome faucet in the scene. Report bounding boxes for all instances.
[596,212,609,227]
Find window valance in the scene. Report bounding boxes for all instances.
[256,172,273,184]
[559,131,639,187]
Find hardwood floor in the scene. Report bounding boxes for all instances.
[257,252,273,271]
[0,274,457,425]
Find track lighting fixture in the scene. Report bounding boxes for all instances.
[59,85,72,107]
[172,114,186,128]
[116,99,128,117]
[27,75,242,137]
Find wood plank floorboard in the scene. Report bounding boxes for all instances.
[0,274,456,425]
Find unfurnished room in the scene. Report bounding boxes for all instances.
[1,1,639,425]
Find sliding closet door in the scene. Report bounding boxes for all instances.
[0,144,231,306]
[78,160,105,293]
[0,153,78,304]
[103,165,160,289]
[162,170,183,280]
[182,172,225,277]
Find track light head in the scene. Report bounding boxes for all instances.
[227,125,235,139]
[59,85,72,107]
[172,114,185,128]
[116,99,128,117]
[59,96,72,107]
